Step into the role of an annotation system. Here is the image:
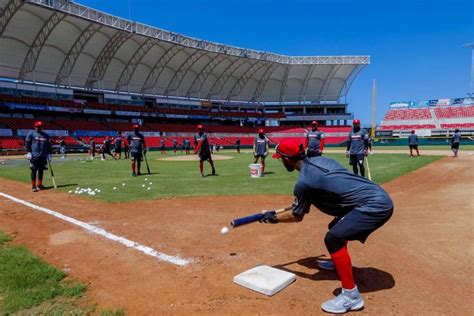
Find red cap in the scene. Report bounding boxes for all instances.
[272,139,305,159]
[132,124,139,129]
[34,121,43,128]
[353,119,361,125]
[311,121,318,126]
[258,128,264,134]
[197,124,204,130]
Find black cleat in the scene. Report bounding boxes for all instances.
[132,172,137,177]
[37,185,47,190]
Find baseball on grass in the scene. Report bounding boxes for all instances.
[220,226,229,235]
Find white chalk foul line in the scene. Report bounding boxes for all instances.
[0,192,191,266]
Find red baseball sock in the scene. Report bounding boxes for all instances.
[131,161,136,172]
[199,162,203,174]
[31,180,36,187]
[261,163,265,173]
[38,179,42,187]
[330,247,355,290]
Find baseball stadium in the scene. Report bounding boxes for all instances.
[0,0,473,315]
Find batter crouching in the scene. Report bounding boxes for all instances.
[25,121,52,192]
[263,139,393,313]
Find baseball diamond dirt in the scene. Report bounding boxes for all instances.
[0,155,472,314]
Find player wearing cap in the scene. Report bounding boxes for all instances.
[253,129,270,174]
[172,138,178,154]
[346,119,369,177]
[451,128,461,157]
[25,121,52,192]
[194,124,216,177]
[59,138,67,159]
[305,121,325,157]
[236,138,241,153]
[408,130,420,157]
[184,139,191,155]
[127,124,147,176]
[100,137,114,160]
[262,139,393,314]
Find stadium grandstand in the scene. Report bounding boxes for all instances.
[0,0,369,153]
[376,98,474,142]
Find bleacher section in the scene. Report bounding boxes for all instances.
[380,105,474,131]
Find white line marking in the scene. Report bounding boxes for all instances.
[0,192,191,266]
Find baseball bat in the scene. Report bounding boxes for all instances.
[231,206,292,228]
[48,160,57,189]
[143,150,151,174]
[366,156,372,181]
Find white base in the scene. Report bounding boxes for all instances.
[233,265,296,296]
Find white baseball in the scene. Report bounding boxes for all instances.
[220,226,229,235]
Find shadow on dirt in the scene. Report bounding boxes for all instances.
[274,256,395,294]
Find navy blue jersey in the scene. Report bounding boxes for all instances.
[103,139,111,150]
[194,132,210,152]
[306,130,324,151]
[452,132,461,144]
[236,139,241,146]
[408,134,418,145]
[114,137,122,149]
[25,130,51,159]
[127,132,145,153]
[292,157,393,218]
[254,136,269,155]
[347,129,368,155]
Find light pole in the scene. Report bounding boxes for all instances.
[464,43,474,97]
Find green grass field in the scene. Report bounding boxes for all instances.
[0,230,123,315]
[0,151,442,202]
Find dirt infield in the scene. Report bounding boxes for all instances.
[156,154,234,161]
[0,155,472,314]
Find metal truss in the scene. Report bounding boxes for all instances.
[251,63,279,101]
[0,0,23,35]
[26,0,370,66]
[85,30,132,88]
[319,64,343,101]
[185,54,227,97]
[115,38,157,91]
[164,50,206,95]
[19,11,66,80]
[55,23,102,85]
[226,62,269,100]
[298,64,317,102]
[206,58,248,99]
[140,45,184,94]
[278,65,290,102]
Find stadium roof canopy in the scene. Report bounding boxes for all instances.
[0,0,370,104]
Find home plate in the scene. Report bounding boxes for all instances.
[233,265,296,296]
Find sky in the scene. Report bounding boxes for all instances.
[80,0,473,124]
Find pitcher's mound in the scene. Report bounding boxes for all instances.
[157,154,234,161]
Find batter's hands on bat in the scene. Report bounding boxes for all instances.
[345,151,350,158]
[259,211,278,224]
[47,154,52,162]
[364,150,368,157]
[26,152,32,160]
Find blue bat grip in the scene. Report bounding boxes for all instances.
[231,213,264,227]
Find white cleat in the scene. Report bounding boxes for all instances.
[321,287,364,314]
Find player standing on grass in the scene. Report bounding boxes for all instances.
[253,129,269,174]
[113,132,123,160]
[101,137,114,160]
[185,139,191,155]
[346,119,369,177]
[305,121,325,157]
[127,124,147,176]
[262,139,393,314]
[408,130,420,157]
[236,138,241,153]
[59,138,67,159]
[123,137,130,159]
[194,124,216,177]
[172,138,178,154]
[89,137,96,160]
[25,121,52,192]
[159,137,166,155]
[451,128,461,157]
